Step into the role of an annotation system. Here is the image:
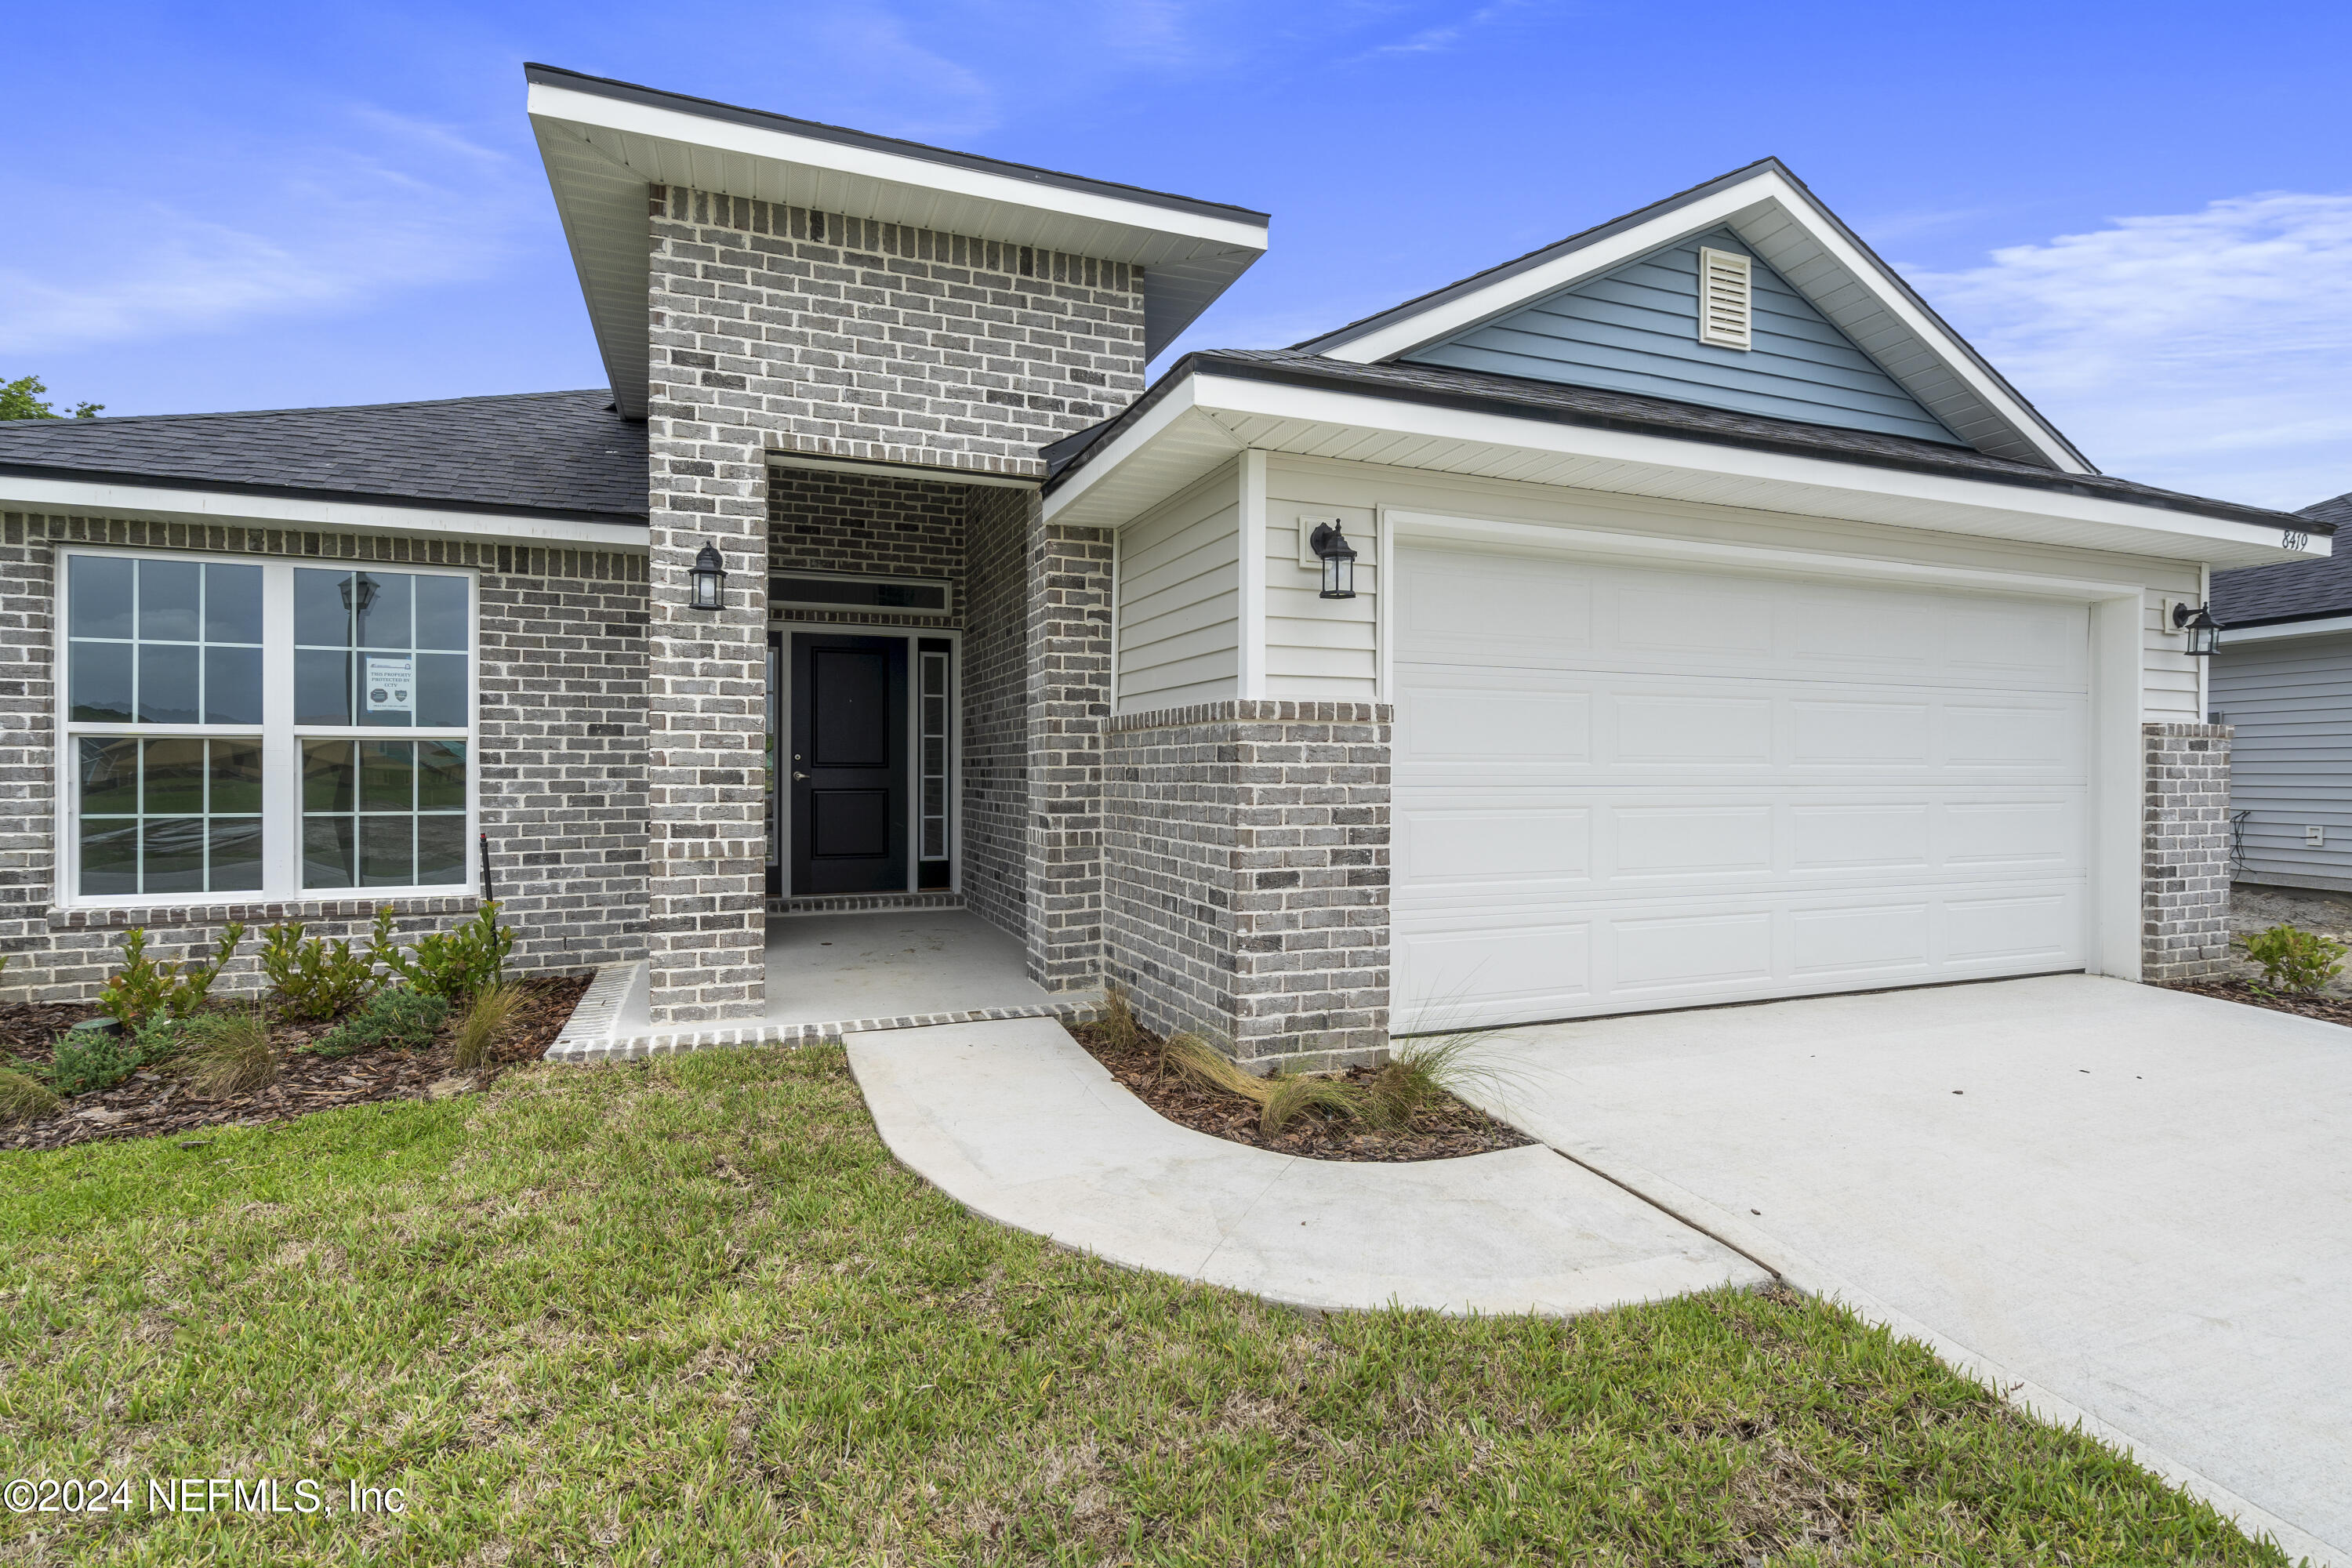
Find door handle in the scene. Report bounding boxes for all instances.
[792,771,810,781]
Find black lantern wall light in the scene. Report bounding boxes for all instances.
[2171,600,2220,657]
[1308,521,1358,600]
[688,540,728,612]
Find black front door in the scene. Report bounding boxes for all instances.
[790,633,907,895]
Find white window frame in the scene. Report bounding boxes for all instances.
[54,546,480,910]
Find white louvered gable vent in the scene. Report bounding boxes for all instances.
[1697,246,1753,350]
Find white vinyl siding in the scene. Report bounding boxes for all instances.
[1258,455,2205,721]
[2212,632,2352,889]
[1265,488,1379,702]
[1115,463,1240,713]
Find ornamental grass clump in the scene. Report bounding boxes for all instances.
[451,982,522,1072]
[2240,923,2348,995]
[1162,1032,1361,1136]
[0,1066,60,1123]
[179,1008,278,1098]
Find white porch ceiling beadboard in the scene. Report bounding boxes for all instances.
[1390,545,2092,1031]
[528,76,1269,418]
[1044,375,2322,569]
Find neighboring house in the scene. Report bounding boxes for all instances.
[2211,492,2352,892]
[0,64,2325,1068]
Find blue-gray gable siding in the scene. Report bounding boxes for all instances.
[2212,633,2352,892]
[1403,228,1964,445]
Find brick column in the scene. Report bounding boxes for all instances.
[1103,701,1392,1073]
[2142,721,2232,982]
[1024,513,1113,990]
[645,200,769,1024]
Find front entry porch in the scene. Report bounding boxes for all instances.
[552,909,1102,1061]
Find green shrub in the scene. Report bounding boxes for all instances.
[2241,923,2347,994]
[376,903,511,1003]
[48,1028,142,1094]
[260,913,383,1021]
[180,1008,278,1097]
[97,923,246,1028]
[0,1065,60,1123]
[310,986,448,1058]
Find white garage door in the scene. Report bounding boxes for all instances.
[1392,544,2090,1032]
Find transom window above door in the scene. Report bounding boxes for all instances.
[60,551,477,906]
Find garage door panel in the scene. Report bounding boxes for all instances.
[1610,694,1775,763]
[1394,545,2090,1029]
[1791,804,1932,870]
[1612,807,1773,878]
[1401,553,1593,662]
[1790,902,1933,977]
[1398,804,1591,886]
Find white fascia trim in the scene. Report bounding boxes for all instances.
[2220,613,2352,644]
[0,474,649,551]
[1184,372,2318,561]
[1382,508,2147,602]
[1316,169,2086,477]
[1040,376,1217,522]
[528,83,1270,256]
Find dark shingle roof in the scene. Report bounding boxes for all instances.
[2212,492,2352,626]
[0,390,646,524]
[1044,350,2321,537]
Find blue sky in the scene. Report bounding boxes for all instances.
[7,1,2349,508]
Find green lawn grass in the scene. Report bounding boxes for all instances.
[0,1045,2292,1566]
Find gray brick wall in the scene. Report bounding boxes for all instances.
[1026,521,1114,989]
[961,485,1031,946]
[0,512,648,1003]
[2143,721,2233,982]
[768,464,965,629]
[1103,701,1392,1073]
[650,186,1145,478]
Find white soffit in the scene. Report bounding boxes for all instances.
[1298,162,2089,476]
[526,70,1270,419]
[1044,373,2325,571]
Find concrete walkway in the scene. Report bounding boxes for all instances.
[844,1015,1768,1316]
[1464,975,2350,1566]
[551,910,1101,1061]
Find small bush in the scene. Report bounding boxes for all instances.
[2240,923,2347,994]
[310,986,449,1058]
[0,1065,60,1123]
[180,1009,277,1098]
[260,918,380,1022]
[452,982,522,1072]
[48,1028,142,1094]
[377,904,511,1003]
[97,923,247,1028]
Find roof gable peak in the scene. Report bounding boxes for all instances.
[1295,161,2090,474]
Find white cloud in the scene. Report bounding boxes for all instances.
[0,107,526,357]
[1352,1,1536,61]
[1904,193,2352,510]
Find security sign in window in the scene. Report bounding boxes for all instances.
[365,655,414,717]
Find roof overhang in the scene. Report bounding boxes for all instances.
[1294,160,2090,475]
[1044,368,2325,570]
[0,471,648,551]
[2218,612,2352,644]
[526,65,1270,419]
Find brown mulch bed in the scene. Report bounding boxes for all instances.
[1,975,592,1152]
[1067,1021,1535,1163]
[2160,977,2352,1027]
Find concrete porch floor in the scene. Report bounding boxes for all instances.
[552,909,1099,1060]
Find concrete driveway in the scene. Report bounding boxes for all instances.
[1465,974,2352,1565]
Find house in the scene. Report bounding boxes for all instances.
[0,64,2325,1069]
[2211,491,2352,892]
